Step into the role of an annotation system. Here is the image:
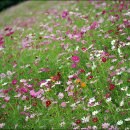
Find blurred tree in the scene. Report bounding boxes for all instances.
[0,0,26,12]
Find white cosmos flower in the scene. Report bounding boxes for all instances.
[126,42,130,46]
[125,118,130,121]
[2,82,8,86]
[68,75,73,79]
[118,48,122,55]
[39,32,44,35]
[120,100,124,107]
[126,93,130,97]
[92,110,100,116]
[70,103,76,109]
[94,102,99,106]
[111,46,115,50]
[124,12,130,16]
[85,72,91,76]
[106,97,111,102]
[75,46,79,51]
[20,79,26,83]
[121,86,128,91]
[40,82,47,87]
[117,120,123,125]
[46,79,51,82]
[111,40,116,45]
[81,116,90,123]
[92,126,97,130]
[92,62,96,70]
[60,121,65,127]
[89,97,95,103]
[66,80,72,85]
[24,105,31,111]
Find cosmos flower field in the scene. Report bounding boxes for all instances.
[0,0,130,129]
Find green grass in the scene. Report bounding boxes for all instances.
[0,0,130,129]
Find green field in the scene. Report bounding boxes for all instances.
[0,1,130,129]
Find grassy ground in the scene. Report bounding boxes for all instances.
[0,1,130,129]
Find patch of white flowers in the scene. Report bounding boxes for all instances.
[117,120,123,125]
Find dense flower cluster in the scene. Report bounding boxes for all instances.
[0,0,130,129]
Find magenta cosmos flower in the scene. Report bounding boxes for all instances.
[71,56,80,63]
[62,11,68,18]
[71,63,77,68]
[12,79,18,85]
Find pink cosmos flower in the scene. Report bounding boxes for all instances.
[90,21,99,30]
[0,34,3,40]
[61,102,67,108]
[30,90,37,98]
[71,63,77,68]
[0,73,6,78]
[0,40,4,46]
[4,96,10,102]
[20,112,30,116]
[0,123,5,128]
[102,123,110,129]
[58,92,64,99]
[22,95,27,100]
[127,36,130,40]
[0,34,4,46]
[71,56,80,63]
[39,68,50,72]
[68,91,74,96]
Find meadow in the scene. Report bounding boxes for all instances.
[0,0,130,129]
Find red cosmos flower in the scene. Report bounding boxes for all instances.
[75,119,81,125]
[32,102,37,107]
[127,79,130,82]
[3,89,9,94]
[26,96,29,101]
[102,57,107,62]
[6,31,14,37]
[4,26,12,31]
[71,56,80,63]
[105,53,109,57]
[46,100,51,107]
[52,72,61,81]
[92,117,98,123]
[81,47,87,52]
[105,93,111,98]
[87,75,93,80]
[104,46,108,51]
[108,30,113,34]
[102,10,106,15]
[12,79,17,85]
[109,84,115,91]
[79,69,85,73]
